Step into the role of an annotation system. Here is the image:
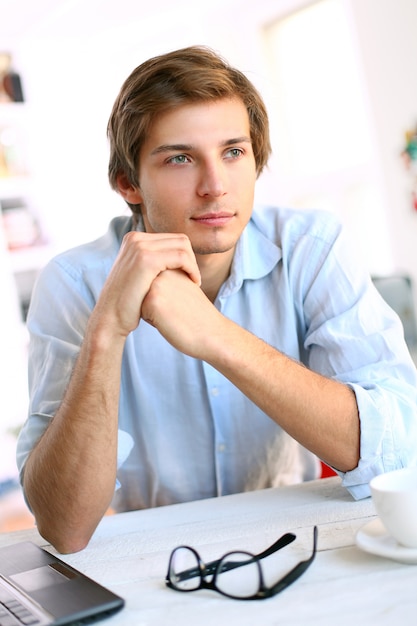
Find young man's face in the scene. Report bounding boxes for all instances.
[126,97,257,257]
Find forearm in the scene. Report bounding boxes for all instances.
[23,318,126,554]
[141,269,360,471]
[202,317,360,472]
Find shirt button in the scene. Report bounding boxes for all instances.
[211,387,220,397]
[218,443,226,452]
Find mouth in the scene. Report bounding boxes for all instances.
[191,212,235,227]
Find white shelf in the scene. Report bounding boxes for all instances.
[0,95,56,330]
[1,100,51,282]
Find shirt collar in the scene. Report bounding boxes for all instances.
[219,217,282,297]
[132,211,281,297]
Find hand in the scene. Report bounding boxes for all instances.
[92,231,201,338]
[141,269,225,359]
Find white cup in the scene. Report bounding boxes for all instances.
[370,467,417,548]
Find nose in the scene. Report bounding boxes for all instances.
[196,160,226,198]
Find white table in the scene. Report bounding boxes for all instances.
[1,477,416,625]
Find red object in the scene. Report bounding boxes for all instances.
[320,462,337,478]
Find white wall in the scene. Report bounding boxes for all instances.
[349,0,417,285]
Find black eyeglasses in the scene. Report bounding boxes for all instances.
[166,526,317,601]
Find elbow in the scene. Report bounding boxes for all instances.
[23,477,103,554]
[28,494,97,554]
[27,494,107,554]
[36,520,93,554]
[55,537,91,555]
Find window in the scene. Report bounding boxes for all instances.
[261,0,393,273]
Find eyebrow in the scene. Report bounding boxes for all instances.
[150,136,252,156]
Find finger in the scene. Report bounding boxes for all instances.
[122,231,201,285]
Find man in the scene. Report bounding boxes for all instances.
[17,46,417,553]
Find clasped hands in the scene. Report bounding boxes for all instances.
[95,230,227,359]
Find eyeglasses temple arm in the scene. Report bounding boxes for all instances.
[208,532,296,575]
[267,526,318,597]
[256,532,296,560]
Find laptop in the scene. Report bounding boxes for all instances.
[0,541,124,625]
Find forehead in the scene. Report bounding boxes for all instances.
[145,97,251,145]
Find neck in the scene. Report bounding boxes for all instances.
[197,248,235,303]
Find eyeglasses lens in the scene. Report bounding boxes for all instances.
[169,547,200,591]
[216,552,261,599]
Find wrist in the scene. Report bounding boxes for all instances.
[85,308,129,356]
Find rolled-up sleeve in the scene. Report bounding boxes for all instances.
[297,215,417,499]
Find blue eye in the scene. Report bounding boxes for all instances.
[168,155,189,164]
[226,148,243,159]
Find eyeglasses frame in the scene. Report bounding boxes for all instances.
[166,525,318,601]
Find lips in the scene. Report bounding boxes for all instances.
[192,212,235,227]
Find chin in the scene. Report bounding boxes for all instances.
[192,241,236,255]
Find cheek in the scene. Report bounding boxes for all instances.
[142,197,185,233]
[235,169,256,202]
[144,172,192,205]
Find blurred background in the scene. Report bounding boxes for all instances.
[1,0,417,529]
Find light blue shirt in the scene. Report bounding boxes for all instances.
[16,206,417,508]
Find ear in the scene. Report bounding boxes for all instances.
[116,173,143,204]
